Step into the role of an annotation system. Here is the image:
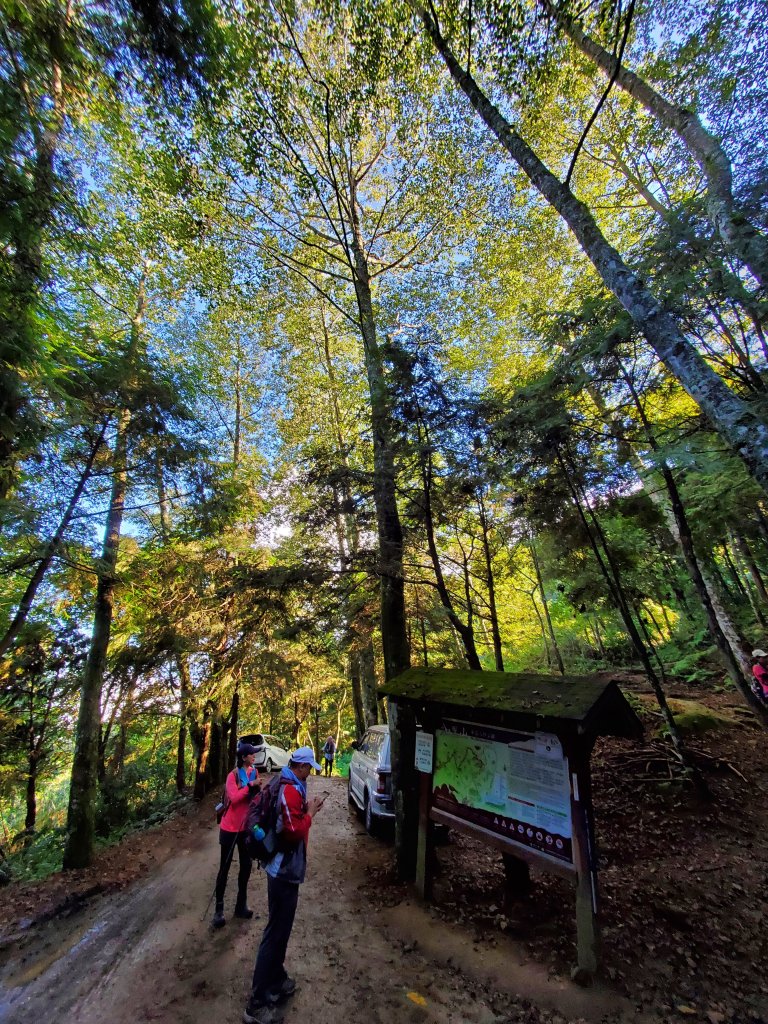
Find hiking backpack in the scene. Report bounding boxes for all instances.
[244,774,285,865]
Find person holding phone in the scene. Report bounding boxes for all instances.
[243,746,325,1024]
[213,742,261,928]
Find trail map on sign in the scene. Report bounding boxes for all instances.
[432,721,573,864]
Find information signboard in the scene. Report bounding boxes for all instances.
[414,731,434,773]
[432,719,573,864]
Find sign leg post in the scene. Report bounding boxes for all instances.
[570,764,599,984]
[415,770,433,901]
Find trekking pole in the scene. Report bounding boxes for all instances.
[201,829,240,923]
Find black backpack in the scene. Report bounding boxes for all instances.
[244,774,285,865]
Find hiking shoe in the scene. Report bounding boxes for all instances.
[242,1000,283,1024]
[266,978,296,1005]
[234,903,254,919]
[212,902,225,929]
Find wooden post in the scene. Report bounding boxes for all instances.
[389,700,419,880]
[415,769,434,900]
[570,758,600,984]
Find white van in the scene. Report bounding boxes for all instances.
[348,724,394,834]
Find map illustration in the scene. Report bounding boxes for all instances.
[432,722,573,863]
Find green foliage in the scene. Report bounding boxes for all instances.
[335,751,353,779]
[1,826,67,883]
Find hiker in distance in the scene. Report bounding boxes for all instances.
[213,741,261,928]
[751,649,768,703]
[322,734,336,777]
[243,746,326,1024]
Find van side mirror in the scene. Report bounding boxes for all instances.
[351,741,359,750]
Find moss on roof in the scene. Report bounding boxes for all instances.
[381,667,642,736]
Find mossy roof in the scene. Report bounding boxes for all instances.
[381,667,642,738]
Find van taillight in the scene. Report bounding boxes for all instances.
[377,772,389,794]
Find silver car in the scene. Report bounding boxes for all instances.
[241,733,291,773]
[348,724,394,834]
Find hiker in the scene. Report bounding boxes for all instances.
[322,735,336,777]
[751,649,768,702]
[243,746,326,1024]
[213,741,261,928]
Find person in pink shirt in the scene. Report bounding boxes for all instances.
[213,742,261,928]
[751,649,768,702]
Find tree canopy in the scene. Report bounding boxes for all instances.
[1,0,767,873]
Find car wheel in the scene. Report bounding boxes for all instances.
[364,792,377,836]
[347,776,355,806]
[266,758,274,773]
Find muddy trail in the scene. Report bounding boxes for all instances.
[0,777,633,1024]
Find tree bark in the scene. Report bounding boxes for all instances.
[413,4,768,498]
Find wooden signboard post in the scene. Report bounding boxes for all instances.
[383,668,643,983]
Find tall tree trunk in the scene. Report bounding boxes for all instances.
[530,591,551,665]
[193,701,215,799]
[348,207,410,681]
[25,749,39,832]
[63,281,145,869]
[529,537,565,674]
[419,441,482,669]
[478,495,504,670]
[175,715,187,794]
[227,688,239,771]
[209,716,225,788]
[176,653,201,789]
[539,0,768,288]
[0,420,107,658]
[63,412,131,868]
[413,4,768,497]
[358,641,379,726]
[350,653,366,739]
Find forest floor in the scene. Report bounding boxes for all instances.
[0,682,766,1024]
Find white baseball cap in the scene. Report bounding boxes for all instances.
[291,746,321,770]
[752,649,768,658]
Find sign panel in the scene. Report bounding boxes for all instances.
[432,720,573,864]
[414,731,434,773]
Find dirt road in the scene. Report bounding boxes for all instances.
[0,777,631,1024]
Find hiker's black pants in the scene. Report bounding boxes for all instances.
[250,875,300,1001]
[215,829,252,903]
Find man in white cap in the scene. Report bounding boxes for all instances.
[751,649,768,701]
[243,746,325,1024]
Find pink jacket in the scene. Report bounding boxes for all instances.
[220,766,259,832]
